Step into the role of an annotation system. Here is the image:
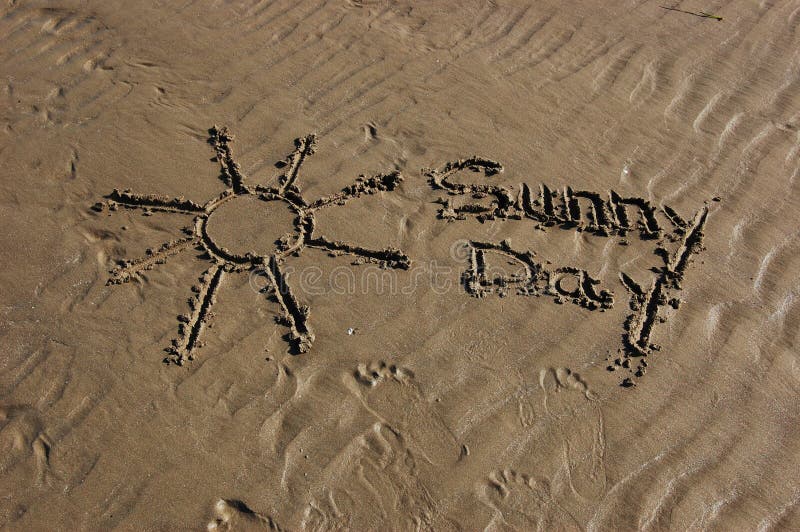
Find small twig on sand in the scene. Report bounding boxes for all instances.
[660,6,723,21]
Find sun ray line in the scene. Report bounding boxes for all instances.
[167,264,226,365]
[108,236,199,285]
[209,125,249,194]
[264,255,315,354]
[306,235,411,269]
[107,189,206,214]
[277,134,317,194]
[103,127,412,360]
[309,171,403,210]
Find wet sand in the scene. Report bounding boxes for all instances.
[1,1,800,529]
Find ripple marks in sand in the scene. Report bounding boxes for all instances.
[0,6,119,128]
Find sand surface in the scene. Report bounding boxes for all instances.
[2,0,800,529]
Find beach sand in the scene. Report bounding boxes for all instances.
[1,0,800,529]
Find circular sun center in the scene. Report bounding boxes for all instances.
[205,195,298,257]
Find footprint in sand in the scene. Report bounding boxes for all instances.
[0,404,57,487]
[302,489,351,531]
[345,361,459,466]
[478,469,579,531]
[206,499,280,531]
[539,367,606,502]
[302,422,436,530]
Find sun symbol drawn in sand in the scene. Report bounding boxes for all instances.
[102,127,410,364]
